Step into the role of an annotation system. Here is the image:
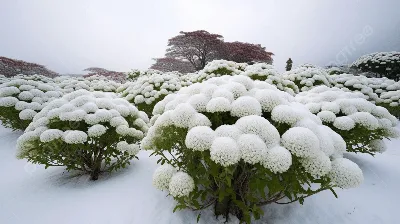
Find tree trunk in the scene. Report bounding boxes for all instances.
[90,165,101,180]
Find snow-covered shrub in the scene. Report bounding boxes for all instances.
[0,78,63,130]
[351,51,400,81]
[125,69,162,81]
[242,63,299,95]
[117,73,187,116]
[282,65,332,92]
[378,90,400,117]
[0,75,10,84]
[144,75,363,222]
[16,89,149,180]
[296,86,399,155]
[195,60,244,82]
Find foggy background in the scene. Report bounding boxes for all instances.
[1,0,399,74]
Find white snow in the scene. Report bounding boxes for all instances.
[0,123,399,224]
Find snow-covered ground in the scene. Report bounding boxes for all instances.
[0,124,399,224]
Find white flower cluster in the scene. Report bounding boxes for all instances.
[55,76,121,93]
[295,86,398,132]
[0,78,64,121]
[352,51,400,69]
[146,76,363,188]
[242,63,299,95]
[117,73,188,108]
[16,89,149,158]
[282,65,332,91]
[152,165,195,197]
[194,60,244,82]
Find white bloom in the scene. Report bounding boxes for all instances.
[262,146,292,173]
[169,172,195,197]
[152,164,177,191]
[188,113,212,129]
[171,103,197,128]
[185,126,216,151]
[350,112,379,130]
[19,109,37,120]
[0,97,19,107]
[317,111,336,123]
[215,125,242,140]
[305,103,321,113]
[63,131,87,144]
[235,115,280,148]
[281,127,319,158]
[237,134,266,164]
[88,124,107,137]
[321,102,340,114]
[271,105,300,125]
[188,94,209,112]
[328,158,363,189]
[300,151,331,177]
[254,89,284,112]
[110,116,129,127]
[212,89,235,102]
[40,129,64,142]
[230,96,262,117]
[206,97,231,113]
[210,137,241,167]
[333,116,355,130]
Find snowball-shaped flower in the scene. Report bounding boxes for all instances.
[152,164,177,191]
[333,116,355,130]
[19,109,37,120]
[0,97,19,107]
[215,125,242,140]
[206,97,231,113]
[350,112,379,130]
[185,126,216,151]
[254,89,284,112]
[235,115,280,148]
[88,124,107,137]
[171,103,197,128]
[169,172,195,197]
[64,131,88,144]
[40,129,64,143]
[230,96,262,117]
[317,111,336,123]
[262,146,292,173]
[271,105,300,125]
[210,137,241,167]
[237,134,267,164]
[321,102,340,114]
[281,127,319,157]
[300,151,331,177]
[328,158,363,189]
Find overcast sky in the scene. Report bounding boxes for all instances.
[1,0,399,74]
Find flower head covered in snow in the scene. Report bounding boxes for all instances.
[0,77,64,130]
[145,75,364,222]
[117,72,190,116]
[16,89,149,180]
[295,86,398,155]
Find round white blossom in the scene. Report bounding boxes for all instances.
[40,129,64,143]
[300,151,331,177]
[369,139,387,153]
[185,126,216,151]
[230,96,262,117]
[281,127,320,157]
[333,116,355,130]
[210,137,241,167]
[317,111,336,123]
[169,172,195,197]
[235,115,280,148]
[215,125,242,140]
[152,164,177,191]
[206,97,231,113]
[328,158,363,189]
[63,131,88,144]
[88,124,107,137]
[237,134,267,164]
[261,146,292,173]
